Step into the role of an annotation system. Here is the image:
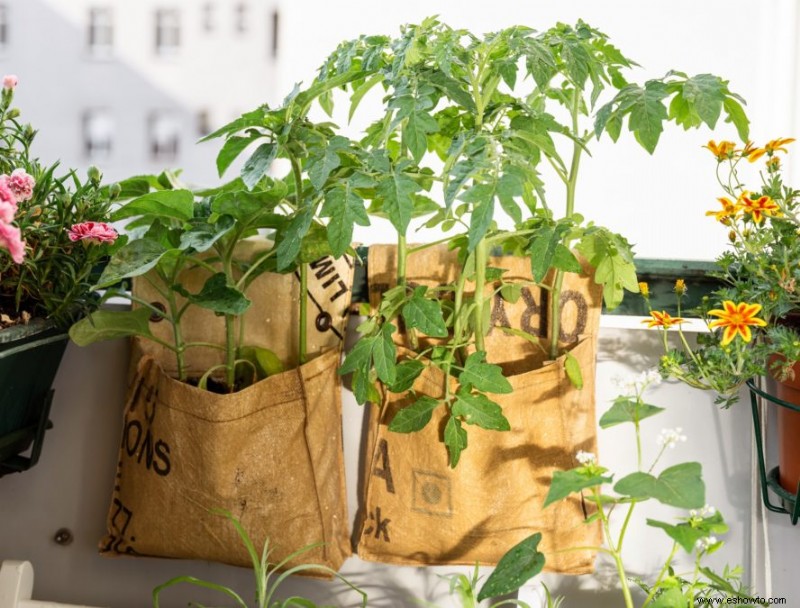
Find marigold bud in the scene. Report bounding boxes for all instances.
[674,279,686,296]
[638,281,650,298]
[728,230,737,243]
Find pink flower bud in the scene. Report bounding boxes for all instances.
[0,179,17,223]
[7,168,35,202]
[0,220,25,263]
[3,75,18,90]
[67,221,118,245]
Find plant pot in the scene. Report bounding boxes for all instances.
[0,319,69,472]
[772,361,800,494]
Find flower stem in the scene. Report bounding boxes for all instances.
[473,237,488,352]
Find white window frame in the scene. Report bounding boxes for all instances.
[149,111,180,162]
[0,4,9,53]
[155,9,180,56]
[83,109,114,160]
[87,7,114,57]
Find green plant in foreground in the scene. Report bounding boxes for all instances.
[476,370,758,607]
[152,510,366,608]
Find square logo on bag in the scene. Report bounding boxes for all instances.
[411,470,452,517]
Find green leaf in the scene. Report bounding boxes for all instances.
[349,73,384,122]
[217,134,260,177]
[69,307,154,346]
[496,171,523,224]
[182,273,251,315]
[564,353,583,389]
[552,244,582,274]
[238,345,284,377]
[452,389,510,431]
[377,169,421,234]
[275,208,312,271]
[94,239,169,288]
[464,186,495,252]
[178,216,235,253]
[387,359,425,393]
[111,190,194,222]
[477,533,545,601]
[577,229,638,309]
[404,110,439,164]
[211,182,287,221]
[241,143,278,190]
[723,96,750,142]
[544,468,612,508]
[373,323,397,384]
[402,293,448,338]
[459,352,512,394]
[681,74,725,129]
[388,396,440,433]
[628,81,669,154]
[320,184,370,257]
[524,38,557,88]
[307,136,348,190]
[599,397,665,429]
[444,415,468,468]
[528,226,558,283]
[646,515,729,554]
[614,462,705,509]
[650,587,688,608]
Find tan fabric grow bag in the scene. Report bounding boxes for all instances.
[357,244,602,572]
[101,252,354,571]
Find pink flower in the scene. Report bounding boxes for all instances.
[0,221,25,263]
[2,75,18,90]
[67,221,118,244]
[6,169,35,202]
[0,180,16,223]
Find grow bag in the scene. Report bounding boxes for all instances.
[356,244,602,573]
[101,253,354,571]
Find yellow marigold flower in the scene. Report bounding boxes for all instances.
[703,140,737,161]
[708,301,767,346]
[639,281,650,298]
[705,197,740,223]
[740,193,781,224]
[642,310,685,329]
[674,279,686,296]
[748,137,795,162]
[739,141,757,157]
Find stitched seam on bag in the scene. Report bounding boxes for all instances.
[297,361,329,564]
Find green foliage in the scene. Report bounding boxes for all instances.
[152,510,366,608]
[485,371,757,606]
[0,86,117,326]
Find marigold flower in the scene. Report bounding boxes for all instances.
[708,300,767,346]
[740,193,780,224]
[705,197,740,223]
[748,137,795,162]
[638,281,650,298]
[67,221,118,244]
[674,279,686,296]
[642,310,685,329]
[703,140,737,161]
[766,156,781,171]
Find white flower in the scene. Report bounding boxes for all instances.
[658,427,688,449]
[641,369,662,387]
[611,374,637,394]
[695,535,718,551]
[576,450,596,465]
[611,369,662,395]
[690,504,717,519]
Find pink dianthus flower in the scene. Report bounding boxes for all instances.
[67,221,118,245]
[0,221,25,263]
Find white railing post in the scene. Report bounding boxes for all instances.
[0,562,105,608]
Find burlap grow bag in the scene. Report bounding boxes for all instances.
[102,251,354,571]
[101,350,350,570]
[357,244,602,572]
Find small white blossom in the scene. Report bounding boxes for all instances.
[658,427,688,449]
[690,504,717,519]
[695,536,718,551]
[576,450,596,465]
[611,369,662,395]
[641,369,662,387]
[611,374,637,394]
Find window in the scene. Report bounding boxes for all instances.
[83,109,113,159]
[235,3,247,33]
[149,111,180,161]
[155,9,180,55]
[0,5,8,52]
[269,8,279,58]
[202,3,214,33]
[88,7,113,56]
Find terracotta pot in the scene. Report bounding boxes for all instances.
[773,361,800,494]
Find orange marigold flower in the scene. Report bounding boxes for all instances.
[740,193,781,224]
[642,310,685,329]
[703,140,737,161]
[705,197,740,223]
[708,301,767,346]
[748,137,795,162]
